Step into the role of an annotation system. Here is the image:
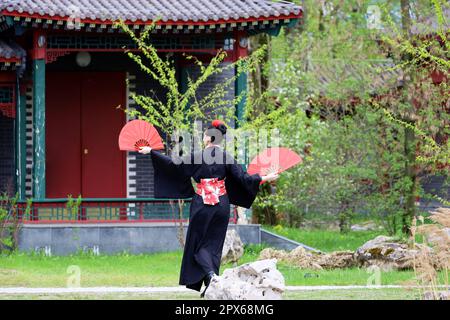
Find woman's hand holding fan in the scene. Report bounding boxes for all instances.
[138,146,152,154]
[118,120,164,152]
[247,147,303,184]
[261,171,280,183]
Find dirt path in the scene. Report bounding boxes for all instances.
[0,285,445,295]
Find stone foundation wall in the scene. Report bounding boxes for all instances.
[18,223,261,255]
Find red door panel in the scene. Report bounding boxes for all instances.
[81,72,126,198]
[46,72,126,199]
[46,72,82,198]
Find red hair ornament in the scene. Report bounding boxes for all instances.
[212,120,225,128]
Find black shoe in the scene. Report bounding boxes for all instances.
[200,271,216,298]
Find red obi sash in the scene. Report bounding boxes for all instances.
[195,178,227,205]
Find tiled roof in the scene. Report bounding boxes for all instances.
[0,40,26,61]
[0,0,302,24]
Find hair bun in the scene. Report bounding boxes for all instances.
[212,119,225,128]
[208,119,227,137]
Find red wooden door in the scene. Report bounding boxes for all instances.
[81,72,126,198]
[46,73,82,198]
[46,72,126,198]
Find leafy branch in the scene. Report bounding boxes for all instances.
[116,20,267,138]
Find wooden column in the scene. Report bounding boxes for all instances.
[235,72,247,127]
[15,81,27,200]
[233,32,250,169]
[234,31,249,129]
[32,31,46,199]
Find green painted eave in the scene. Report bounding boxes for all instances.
[249,18,300,37]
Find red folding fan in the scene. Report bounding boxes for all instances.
[247,147,303,177]
[118,120,164,152]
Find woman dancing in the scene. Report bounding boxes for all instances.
[139,120,278,297]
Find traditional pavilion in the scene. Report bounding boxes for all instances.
[0,0,302,222]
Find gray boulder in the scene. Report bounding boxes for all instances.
[354,235,419,270]
[221,229,244,265]
[205,259,285,300]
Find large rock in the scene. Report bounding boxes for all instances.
[316,251,356,269]
[205,259,285,300]
[259,246,321,269]
[221,229,244,265]
[284,246,324,269]
[354,235,420,270]
[258,235,439,271]
[259,247,289,261]
[259,246,356,269]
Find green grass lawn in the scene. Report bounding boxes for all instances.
[0,248,418,288]
[0,251,182,287]
[262,225,386,252]
[0,229,428,291]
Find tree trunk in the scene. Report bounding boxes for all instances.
[249,33,271,102]
[403,124,416,235]
[400,0,416,236]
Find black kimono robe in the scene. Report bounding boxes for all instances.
[150,146,262,291]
